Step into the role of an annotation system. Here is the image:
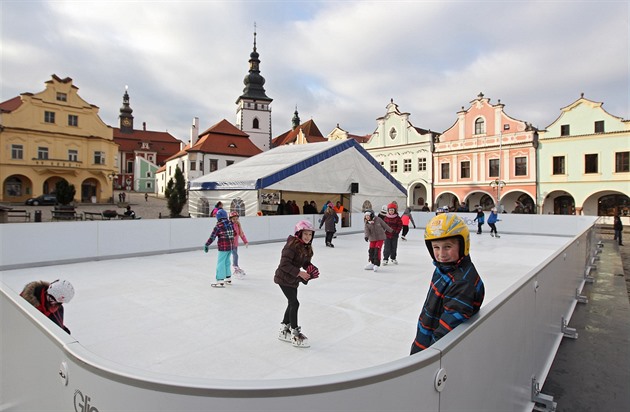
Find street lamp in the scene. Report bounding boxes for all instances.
[107,172,118,204]
[489,179,506,212]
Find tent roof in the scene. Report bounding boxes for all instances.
[189,139,406,194]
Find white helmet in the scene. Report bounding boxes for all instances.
[47,279,75,304]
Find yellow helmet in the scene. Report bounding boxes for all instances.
[424,214,470,260]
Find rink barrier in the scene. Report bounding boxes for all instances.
[0,214,598,411]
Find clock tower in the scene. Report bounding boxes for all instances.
[119,86,134,133]
[236,29,273,151]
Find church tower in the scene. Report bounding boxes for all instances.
[119,86,134,133]
[236,28,273,151]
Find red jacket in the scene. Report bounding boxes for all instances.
[383,214,402,238]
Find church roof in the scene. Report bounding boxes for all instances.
[272,119,328,146]
[188,119,262,157]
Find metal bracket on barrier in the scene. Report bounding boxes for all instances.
[584,265,595,283]
[561,316,578,339]
[590,256,599,265]
[434,368,447,392]
[531,377,557,412]
[595,247,602,254]
[597,241,604,248]
[576,288,588,304]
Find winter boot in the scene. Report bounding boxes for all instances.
[364,263,375,270]
[278,323,292,342]
[291,326,310,348]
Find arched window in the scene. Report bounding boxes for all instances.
[199,198,210,217]
[474,118,485,135]
[230,198,246,216]
[252,118,260,129]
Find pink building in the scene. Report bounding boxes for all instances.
[433,93,538,213]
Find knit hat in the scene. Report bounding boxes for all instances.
[387,202,397,211]
[216,209,228,221]
[380,205,388,214]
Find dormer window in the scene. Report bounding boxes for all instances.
[56,92,67,101]
[228,143,237,148]
[474,118,485,135]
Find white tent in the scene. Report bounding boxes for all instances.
[188,140,406,217]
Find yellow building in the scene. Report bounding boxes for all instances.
[0,75,118,203]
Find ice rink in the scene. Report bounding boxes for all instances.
[1,230,571,381]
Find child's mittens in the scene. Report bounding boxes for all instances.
[306,264,319,279]
[365,236,369,242]
[204,244,209,253]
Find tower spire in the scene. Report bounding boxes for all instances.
[119,85,134,133]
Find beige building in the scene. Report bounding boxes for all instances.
[0,75,118,204]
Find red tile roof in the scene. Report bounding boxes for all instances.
[0,96,23,113]
[272,119,327,146]
[189,119,262,157]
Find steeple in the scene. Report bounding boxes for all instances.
[237,27,271,102]
[119,85,134,133]
[292,106,300,130]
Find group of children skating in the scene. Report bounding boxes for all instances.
[203,201,485,354]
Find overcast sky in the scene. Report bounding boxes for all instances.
[2,1,628,144]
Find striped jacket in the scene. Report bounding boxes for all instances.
[206,219,234,251]
[411,255,485,354]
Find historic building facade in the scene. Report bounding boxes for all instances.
[0,75,118,203]
[433,93,539,213]
[537,94,629,216]
[363,99,438,209]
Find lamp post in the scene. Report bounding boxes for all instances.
[107,172,118,204]
[489,179,506,211]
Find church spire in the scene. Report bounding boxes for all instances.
[119,85,134,133]
[292,106,300,130]
[237,25,271,102]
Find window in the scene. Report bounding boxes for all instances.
[56,92,67,101]
[94,151,105,165]
[584,154,598,174]
[190,162,196,171]
[474,118,485,135]
[560,125,570,136]
[379,161,384,168]
[552,156,565,175]
[226,160,234,166]
[418,157,427,171]
[209,159,218,172]
[441,163,450,179]
[389,127,397,139]
[615,152,629,173]
[146,171,152,178]
[37,147,49,160]
[489,159,499,177]
[390,160,398,173]
[199,161,204,172]
[11,144,23,159]
[146,182,152,189]
[460,161,471,178]
[252,118,260,129]
[126,160,133,174]
[68,114,78,127]
[515,157,527,176]
[68,149,78,162]
[594,121,604,133]
[44,111,55,123]
[403,159,411,172]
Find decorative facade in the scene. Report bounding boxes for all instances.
[538,94,629,215]
[0,75,117,203]
[434,93,538,213]
[363,99,438,209]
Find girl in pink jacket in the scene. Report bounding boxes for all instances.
[230,211,249,277]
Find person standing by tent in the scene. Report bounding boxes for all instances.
[401,207,416,241]
[204,209,234,288]
[275,220,320,348]
[319,203,338,247]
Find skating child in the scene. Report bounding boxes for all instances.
[319,204,338,247]
[487,207,501,238]
[411,214,485,354]
[401,207,416,240]
[382,203,403,265]
[204,209,234,288]
[364,210,392,272]
[229,211,249,278]
[20,279,75,334]
[274,220,320,348]
[473,206,485,234]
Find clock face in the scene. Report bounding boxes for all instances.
[122,118,131,127]
[389,127,397,139]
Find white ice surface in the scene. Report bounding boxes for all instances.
[1,230,570,380]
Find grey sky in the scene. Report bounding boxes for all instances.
[1,1,628,143]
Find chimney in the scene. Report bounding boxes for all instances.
[190,117,199,146]
[142,122,146,131]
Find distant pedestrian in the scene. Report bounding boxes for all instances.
[613,214,623,246]
[145,193,148,202]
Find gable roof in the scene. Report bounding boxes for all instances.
[189,139,406,195]
[0,96,23,113]
[189,119,262,157]
[272,119,328,146]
